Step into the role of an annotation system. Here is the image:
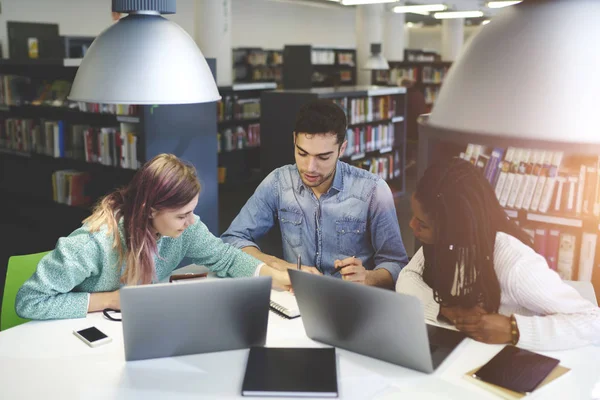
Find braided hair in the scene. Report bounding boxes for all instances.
[415,157,533,313]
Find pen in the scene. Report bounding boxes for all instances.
[297,254,301,271]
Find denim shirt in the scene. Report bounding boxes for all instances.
[221,161,408,282]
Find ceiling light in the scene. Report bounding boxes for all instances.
[487,1,522,8]
[434,10,485,19]
[393,4,447,13]
[423,0,600,148]
[341,0,399,5]
[482,19,491,25]
[363,44,389,70]
[69,0,220,104]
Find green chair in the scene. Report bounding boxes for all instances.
[1,251,50,331]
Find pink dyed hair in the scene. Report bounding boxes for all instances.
[84,154,201,285]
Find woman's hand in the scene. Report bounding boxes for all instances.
[454,313,514,344]
[88,290,120,312]
[440,305,486,324]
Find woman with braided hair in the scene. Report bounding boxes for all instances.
[396,157,600,351]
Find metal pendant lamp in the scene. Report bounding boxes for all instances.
[422,0,600,150]
[69,0,221,105]
[363,43,389,70]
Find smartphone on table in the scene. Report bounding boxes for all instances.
[73,326,112,348]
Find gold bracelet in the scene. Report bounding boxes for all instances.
[510,314,520,345]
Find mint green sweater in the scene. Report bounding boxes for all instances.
[16,215,262,320]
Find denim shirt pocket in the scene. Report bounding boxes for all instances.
[279,209,303,248]
[336,220,367,256]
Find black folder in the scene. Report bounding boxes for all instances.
[473,345,561,394]
[241,347,338,398]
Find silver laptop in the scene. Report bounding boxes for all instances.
[120,276,271,361]
[288,270,465,374]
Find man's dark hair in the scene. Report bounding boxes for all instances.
[294,99,347,145]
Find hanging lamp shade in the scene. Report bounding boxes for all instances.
[424,0,600,147]
[69,0,220,104]
[363,43,389,70]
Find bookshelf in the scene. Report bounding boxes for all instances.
[372,61,451,111]
[417,115,600,302]
[282,45,357,90]
[260,86,407,197]
[232,48,283,85]
[217,82,276,186]
[0,58,219,260]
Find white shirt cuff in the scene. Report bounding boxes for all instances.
[254,263,266,277]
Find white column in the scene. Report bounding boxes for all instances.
[194,0,232,86]
[441,18,464,62]
[356,4,385,85]
[383,11,405,62]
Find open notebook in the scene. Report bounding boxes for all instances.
[270,289,300,319]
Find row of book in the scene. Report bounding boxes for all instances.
[343,123,395,158]
[424,86,440,105]
[421,66,448,84]
[311,50,355,66]
[353,150,402,182]
[0,117,140,169]
[218,124,260,153]
[52,170,92,207]
[217,96,261,122]
[462,144,600,218]
[522,226,597,282]
[333,95,397,125]
[373,65,448,86]
[0,75,138,116]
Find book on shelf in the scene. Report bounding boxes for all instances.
[352,149,402,182]
[463,143,600,219]
[347,95,396,125]
[218,123,260,153]
[461,143,600,283]
[52,170,92,207]
[0,117,140,169]
[0,73,138,115]
[578,232,597,282]
[344,122,395,157]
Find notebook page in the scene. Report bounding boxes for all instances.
[270,289,300,318]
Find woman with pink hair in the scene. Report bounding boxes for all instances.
[16,154,294,320]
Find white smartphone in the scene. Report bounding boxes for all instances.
[73,326,112,348]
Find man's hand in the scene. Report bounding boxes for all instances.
[272,260,321,275]
[440,305,486,324]
[454,313,513,345]
[335,257,367,284]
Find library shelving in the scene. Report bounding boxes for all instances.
[404,49,441,63]
[260,86,407,197]
[232,48,282,85]
[0,58,220,260]
[372,60,452,111]
[282,45,357,89]
[417,115,600,302]
[217,82,276,186]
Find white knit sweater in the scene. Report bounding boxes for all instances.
[396,232,600,351]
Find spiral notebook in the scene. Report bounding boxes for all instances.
[270,289,300,319]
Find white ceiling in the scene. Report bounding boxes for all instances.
[311,0,506,17]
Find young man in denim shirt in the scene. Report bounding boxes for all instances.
[222,99,408,288]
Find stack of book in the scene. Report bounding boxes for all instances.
[461,144,600,282]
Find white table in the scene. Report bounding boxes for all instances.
[0,311,598,400]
